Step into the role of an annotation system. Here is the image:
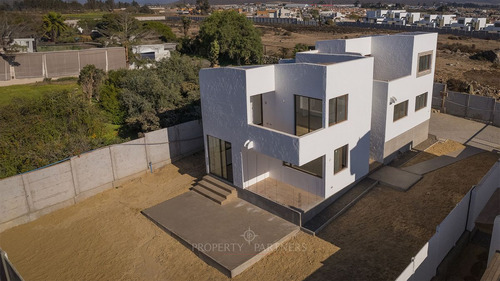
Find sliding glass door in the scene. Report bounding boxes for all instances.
[207,135,233,183]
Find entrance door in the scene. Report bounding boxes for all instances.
[207,135,233,183]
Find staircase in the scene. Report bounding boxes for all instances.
[192,175,237,205]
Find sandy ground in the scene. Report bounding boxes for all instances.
[311,152,499,281]
[0,152,338,281]
[402,139,465,167]
[0,150,498,281]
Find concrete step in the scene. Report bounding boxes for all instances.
[192,185,226,205]
[198,180,236,200]
[203,175,237,194]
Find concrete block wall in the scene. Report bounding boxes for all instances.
[432,83,500,128]
[0,47,126,82]
[0,120,203,233]
[396,160,500,281]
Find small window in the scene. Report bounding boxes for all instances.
[334,145,348,174]
[329,94,348,126]
[393,100,408,122]
[417,51,432,76]
[415,92,428,111]
[284,156,323,178]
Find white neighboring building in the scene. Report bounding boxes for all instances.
[199,32,437,209]
[451,17,487,31]
[131,43,176,61]
[11,38,35,53]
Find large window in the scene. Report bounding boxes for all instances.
[334,145,348,174]
[284,156,324,178]
[250,94,263,125]
[393,100,408,121]
[415,92,428,111]
[295,95,323,136]
[417,51,433,76]
[329,94,348,126]
[207,135,233,183]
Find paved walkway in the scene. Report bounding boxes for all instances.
[402,146,484,175]
[368,166,422,191]
[429,113,500,152]
[142,191,299,278]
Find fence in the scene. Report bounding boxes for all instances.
[432,83,500,127]
[166,15,319,26]
[396,160,500,281]
[0,47,126,82]
[0,120,204,233]
[337,22,500,40]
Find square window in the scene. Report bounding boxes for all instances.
[393,100,408,122]
[417,51,433,76]
[415,92,428,111]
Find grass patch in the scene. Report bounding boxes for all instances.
[0,81,81,106]
[62,12,106,20]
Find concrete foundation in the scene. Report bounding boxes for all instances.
[383,119,430,163]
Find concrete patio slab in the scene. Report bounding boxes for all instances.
[429,113,500,151]
[402,146,483,175]
[368,166,422,191]
[142,191,299,277]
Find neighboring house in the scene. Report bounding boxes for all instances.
[199,32,437,208]
[484,21,500,32]
[11,38,35,53]
[131,43,176,61]
[451,17,487,31]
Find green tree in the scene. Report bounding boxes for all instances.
[42,12,67,42]
[78,64,106,102]
[209,40,219,67]
[142,21,176,42]
[196,0,210,15]
[181,16,191,37]
[198,10,262,65]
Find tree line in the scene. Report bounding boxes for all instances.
[0,0,144,12]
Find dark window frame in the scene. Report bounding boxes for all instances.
[334,144,348,174]
[329,94,349,126]
[393,100,409,122]
[294,95,323,136]
[415,92,428,111]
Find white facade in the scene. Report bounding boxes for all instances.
[131,43,176,61]
[199,32,437,204]
[451,17,487,31]
[11,38,35,53]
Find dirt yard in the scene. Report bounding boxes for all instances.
[402,139,465,167]
[0,152,338,281]
[0,150,498,280]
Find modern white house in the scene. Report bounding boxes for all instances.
[199,32,437,214]
[451,17,487,31]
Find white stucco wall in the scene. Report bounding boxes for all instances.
[200,32,437,200]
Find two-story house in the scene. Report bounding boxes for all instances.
[199,32,437,216]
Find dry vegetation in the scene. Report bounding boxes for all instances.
[0,150,498,281]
